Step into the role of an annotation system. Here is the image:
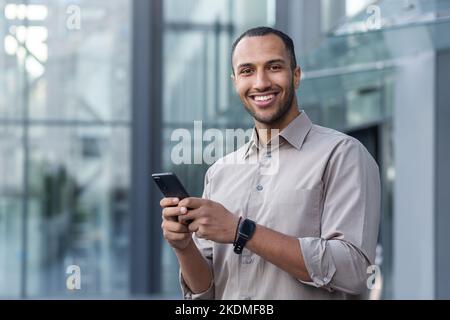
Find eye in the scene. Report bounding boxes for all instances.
[240,68,253,75]
[269,64,282,71]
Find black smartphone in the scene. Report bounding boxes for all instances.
[152,172,189,200]
[152,172,192,224]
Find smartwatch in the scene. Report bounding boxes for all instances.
[233,219,256,254]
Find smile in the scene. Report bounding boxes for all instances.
[254,94,276,102]
[249,92,279,108]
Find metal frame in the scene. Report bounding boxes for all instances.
[20,0,30,299]
[436,48,450,299]
[130,0,163,295]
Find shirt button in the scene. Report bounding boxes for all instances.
[256,185,263,191]
[323,277,329,283]
[243,256,253,264]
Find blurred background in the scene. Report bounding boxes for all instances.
[0,0,449,299]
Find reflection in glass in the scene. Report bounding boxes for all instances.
[26,126,130,297]
[0,127,23,297]
[0,0,131,298]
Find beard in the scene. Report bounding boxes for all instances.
[242,80,296,125]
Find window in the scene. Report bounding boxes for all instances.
[0,0,131,298]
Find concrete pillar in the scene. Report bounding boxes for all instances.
[393,51,437,299]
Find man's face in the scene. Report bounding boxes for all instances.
[232,34,301,126]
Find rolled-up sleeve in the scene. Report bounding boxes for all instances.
[179,167,216,300]
[299,138,381,295]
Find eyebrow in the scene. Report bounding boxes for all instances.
[266,59,287,65]
[237,59,287,70]
[237,63,253,70]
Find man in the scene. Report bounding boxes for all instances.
[160,27,380,299]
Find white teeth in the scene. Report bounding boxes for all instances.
[254,94,275,102]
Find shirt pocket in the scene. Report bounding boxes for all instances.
[267,187,322,238]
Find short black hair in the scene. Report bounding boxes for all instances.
[231,26,298,74]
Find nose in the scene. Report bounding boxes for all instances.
[253,69,272,91]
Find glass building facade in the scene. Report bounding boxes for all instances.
[1,0,449,299]
[0,0,131,297]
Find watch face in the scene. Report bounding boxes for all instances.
[240,219,256,236]
[234,219,256,255]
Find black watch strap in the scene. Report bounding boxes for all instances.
[234,219,256,254]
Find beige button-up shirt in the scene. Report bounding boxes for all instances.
[180,111,381,299]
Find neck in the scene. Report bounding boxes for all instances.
[255,104,300,145]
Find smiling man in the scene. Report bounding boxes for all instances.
[160,27,381,299]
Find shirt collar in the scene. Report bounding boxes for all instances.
[279,111,312,150]
[243,111,313,159]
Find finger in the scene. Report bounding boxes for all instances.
[163,231,192,242]
[177,216,194,226]
[162,220,190,233]
[178,207,202,225]
[163,206,188,219]
[188,220,200,233]
[160,197,180,208]
[179,197,207,210]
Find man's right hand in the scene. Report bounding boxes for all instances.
[160,198,193,250]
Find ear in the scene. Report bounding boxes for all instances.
[294,66,301,89]
[231,73,237,88]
